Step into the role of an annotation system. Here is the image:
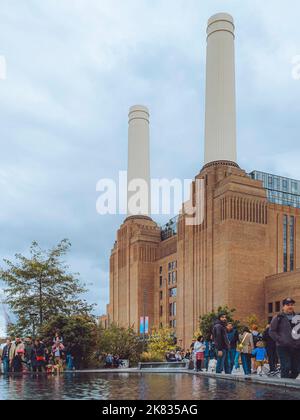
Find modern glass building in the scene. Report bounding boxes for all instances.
[250,170,300,209]
[161,216,179,241]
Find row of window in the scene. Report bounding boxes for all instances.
[268,192,300,209]
[159,261,177,275]
[168,271,177,285]
[169,302,177,317]
[250,171,300,209]
[159,272,177,288]
[160,288,177,301]
[283,215,295,273]
[168,261,177,271]
[251,171,300,195]
[159,301,177,318]
[268,301,281,314]
[159,320,177,329]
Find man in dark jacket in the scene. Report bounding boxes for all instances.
[212,313,230,374]
[270,298,300,379]
[263,325,278,374]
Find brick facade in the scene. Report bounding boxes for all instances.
[106,162,300,349]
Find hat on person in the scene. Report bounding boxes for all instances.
[283,298,296,306]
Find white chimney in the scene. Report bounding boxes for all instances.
[127,105,151,217]
[204,13,237,165]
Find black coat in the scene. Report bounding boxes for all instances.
[262,328,276,351]
[212,320,230,351]
[270,313,300,350]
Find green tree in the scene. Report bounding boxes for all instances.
[199,306,239,340]
[40,314,97,368]
[245,314,264,332]
[97,324,143,364]
[0,239,94,335]
[147,327,176,356]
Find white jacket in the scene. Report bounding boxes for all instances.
[194,341,205,353]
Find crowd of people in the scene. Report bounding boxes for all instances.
[0,332,82,375]
[189,298,300,380]
[104,354,126,369]
[1,298,299,381]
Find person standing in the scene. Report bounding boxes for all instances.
[252,341,268,376]
[270,298,300,379]
[226,323,239,374]
[24,337,34,372]
[65,343,75,371]
[262,324,278,374]
[190,339,196,371]
[251,325,262,373]
[0,339,12,374]
[212,313,230,374]
[238,328,254,375]
[251,325,262,348]
[9,338,25,371]
[194,336,205,372]
[31,339,46,373]
[203,339,213,372]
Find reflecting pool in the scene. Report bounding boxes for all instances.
[0,372,299,400]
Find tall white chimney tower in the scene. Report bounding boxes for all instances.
[204,13,237,165]
[127,105,151,217]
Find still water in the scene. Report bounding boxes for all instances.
[0,372,299,400]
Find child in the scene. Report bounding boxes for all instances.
[252,341,268,376]
[194,336,206,372]
[46,355,55,374]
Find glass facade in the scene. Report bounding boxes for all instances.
[290,216,295,272]
[250,170,300,208]
[161,216,179,241]
[284,215,288,272]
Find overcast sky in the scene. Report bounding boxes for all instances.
[0,0,300,322]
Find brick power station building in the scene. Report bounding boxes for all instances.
[101,13,300,348]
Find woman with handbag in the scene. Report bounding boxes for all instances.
[238,328,254,375]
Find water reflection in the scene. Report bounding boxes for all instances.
[0,373,299,400]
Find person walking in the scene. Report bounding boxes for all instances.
[212,313,230,374]
[270,298,300,379]
[194,336,205,372]
[0,339,12,374]
[226,323,239,374]
[262,324,278,374]
[238,327,254,375]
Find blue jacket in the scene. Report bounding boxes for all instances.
[252,347,267,362]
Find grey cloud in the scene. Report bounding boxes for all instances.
[0,0,299,317]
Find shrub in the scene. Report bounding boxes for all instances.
[140,352,166,363]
